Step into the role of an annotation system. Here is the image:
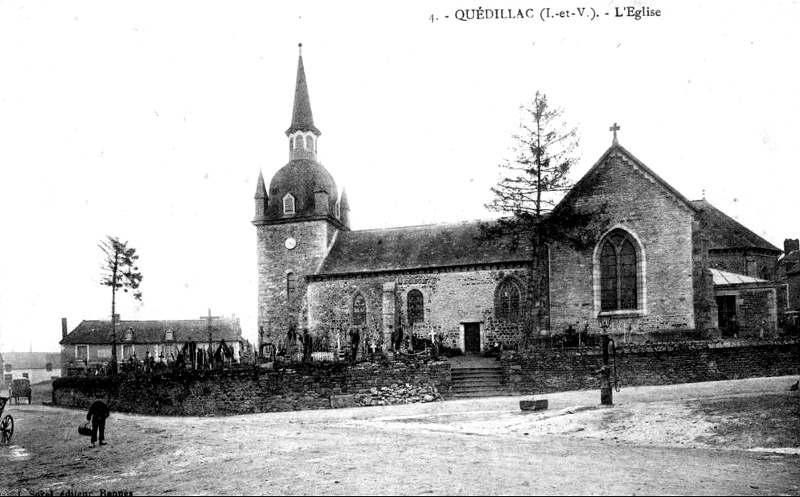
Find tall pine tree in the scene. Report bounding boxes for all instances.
[486,92,581,344]
[99,236,143,373]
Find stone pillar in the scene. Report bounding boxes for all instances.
[382,282,396,352]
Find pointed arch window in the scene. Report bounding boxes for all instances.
[294,135,304,150]
[495,278,522,320]
[352,293,367,326]
[306,135,314,152]
[599,230,639,311]
[283,194,296,215]
[407,289,424,324]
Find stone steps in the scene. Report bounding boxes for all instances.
[450,366,511,398]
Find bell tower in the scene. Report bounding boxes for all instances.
[253,44,349,354]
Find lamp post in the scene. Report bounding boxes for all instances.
[598,315,613,406]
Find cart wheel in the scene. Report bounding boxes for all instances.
[0,415,13,445]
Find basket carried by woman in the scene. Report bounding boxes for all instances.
[78,422,92,436]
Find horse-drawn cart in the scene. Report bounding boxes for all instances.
[0,397,13,445]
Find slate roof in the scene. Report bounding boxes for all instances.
[709,268,771,286]
[2,352,62,370]
[60,319,243,345]
[285,47,320,136]
[692,199,780,252]
[314,219,534,277]
[267,158,339,220]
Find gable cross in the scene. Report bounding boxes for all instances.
[609,122,621,144]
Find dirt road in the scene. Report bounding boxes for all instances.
[1,376,798,495]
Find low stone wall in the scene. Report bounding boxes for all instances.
[501,338,800,395]
[52,358,451,416]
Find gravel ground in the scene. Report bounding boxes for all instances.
[0,376,798,495]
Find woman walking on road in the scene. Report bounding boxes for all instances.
[87,400,110,447]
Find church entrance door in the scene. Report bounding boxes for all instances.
[464,323,481,354]
[716,295,738,337]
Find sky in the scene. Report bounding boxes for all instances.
[0,0,797,352]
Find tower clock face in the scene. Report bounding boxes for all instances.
[284,237,297,250]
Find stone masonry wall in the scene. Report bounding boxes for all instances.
[501,338,799,395]
[307,266,532,353]
[708,251,777,280]
[732,287,777,337]
[550,151,697,336]
[52,358,451,416]
[256,220,334,347]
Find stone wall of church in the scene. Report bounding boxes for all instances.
[256,220,334,348]
[549,152,698,337]
[716,285,778,338]
[307,266,532,352]
[693,227,719,334]
[708,250,777,280]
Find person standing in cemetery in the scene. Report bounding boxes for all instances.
[302,328,312,362]
[350,328,360,361]
[86,399,110,447]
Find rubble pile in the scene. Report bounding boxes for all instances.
[363,383,443,406]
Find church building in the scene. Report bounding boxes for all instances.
[253,46,783,356]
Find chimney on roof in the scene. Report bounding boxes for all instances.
[62,318,68,340]
[784,238,799,254]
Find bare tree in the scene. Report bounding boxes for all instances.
[99,236,143,372]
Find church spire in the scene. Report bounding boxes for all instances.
[286,43,321,137]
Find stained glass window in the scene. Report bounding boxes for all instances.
[407,289,424,324]
[600,231,638,311]
[495,278,522,320]
[353,294,366,325]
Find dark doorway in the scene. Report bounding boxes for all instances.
[464,323,481,354]
[716,295,738,337]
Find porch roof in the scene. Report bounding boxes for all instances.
[710,268,770,286]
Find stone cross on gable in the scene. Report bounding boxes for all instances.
[609,122,621,144]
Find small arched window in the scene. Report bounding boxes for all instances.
[407,289,424,324]
[287,272,298,299]
[295,135,304,150]
[165,328,174,341]
[306,135,314,152]
[599,230,638,311]
[495,278,522,320]
[283,194,296,215]
[335,200,341,219]
[352,293,367,326]
[124,328,134,342]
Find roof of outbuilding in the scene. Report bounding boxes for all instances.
[314,219,534,277]
[692,199,780,252]
[60,319,243,345]
[1,352,62,369]
[709,268,771,286]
